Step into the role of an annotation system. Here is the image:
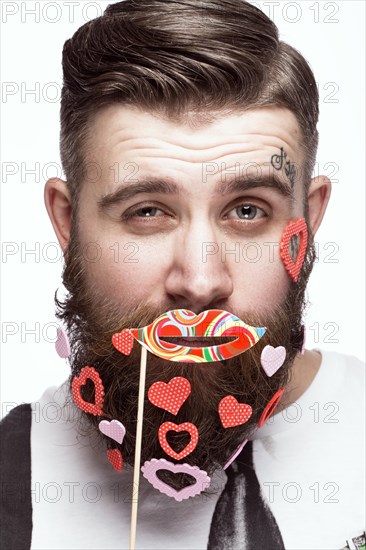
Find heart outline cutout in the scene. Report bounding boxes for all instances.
[260,345,286,377]
[280,218,308,282]
[158,421,199,460]
[141,458,210,501]
[71,366,105,416]
[148,377,191,415]
[218,396,252,428]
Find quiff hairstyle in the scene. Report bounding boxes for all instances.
[60,0,319,205]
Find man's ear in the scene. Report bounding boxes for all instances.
[44,177,72,253]
[307,175,332,236]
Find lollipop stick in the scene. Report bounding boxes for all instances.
[129,345,148,550]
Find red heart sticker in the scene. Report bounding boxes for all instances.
[112,328,134,355]
[280,218,308,282]
[148,377,191,415]
[71,366,105,416]
[219,396,252,428]
[258,388,285,428]
[158,421,199,460]
[107,449,123,472]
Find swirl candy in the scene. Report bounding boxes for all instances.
[120,309,266,363]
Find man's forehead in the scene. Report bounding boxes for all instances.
[87,103,303,161]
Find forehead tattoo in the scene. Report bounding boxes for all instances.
[270,147,297,188]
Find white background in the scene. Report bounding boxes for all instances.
[1,0,365,416]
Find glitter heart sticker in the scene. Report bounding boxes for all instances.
[99,419,126,445]
[148,377,191,415]
[218,396,252,428]
[260,345,286,377]
[71,366,105,416]
[158,421,199,460]
[141,458,211,501]
[112,328,135,355]
[280,218,308,282]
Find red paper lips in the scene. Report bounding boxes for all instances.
[280,218,308,282]
[113,309,266,363]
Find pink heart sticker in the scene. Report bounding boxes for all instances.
[55,327,71,358]
[99,419,126,445]
[260,345,286,377]
[218,396,252,428]
[148,377,191,415]
[107,449,123,472]
[141,458,211,501]
[112,329,134,355]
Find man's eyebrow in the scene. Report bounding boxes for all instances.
[98,178,181,210]
[98,173,293,210]
[216,173,293,200]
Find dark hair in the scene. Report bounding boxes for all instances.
[60,0,319,204]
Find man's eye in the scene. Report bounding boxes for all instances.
[123,205,165,219]
[226,204,266,221]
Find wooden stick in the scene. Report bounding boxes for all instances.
[129,345,148,550]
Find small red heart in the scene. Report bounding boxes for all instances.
[158,421,199,461]
[112,329,135,355]
[107,449,123,472]
[219,396,252,428]
[280,218,308,282]
[148,377,191,415]
[71,366,105,416]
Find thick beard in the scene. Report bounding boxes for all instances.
[55,221,315,489]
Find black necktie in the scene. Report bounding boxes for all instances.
[207,440,285,550]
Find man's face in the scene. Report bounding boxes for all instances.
[76,105,304,315]
[55,105,314,485]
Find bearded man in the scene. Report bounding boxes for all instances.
[1,1,364,549]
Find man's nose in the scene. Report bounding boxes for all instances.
[164,222,233,312]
